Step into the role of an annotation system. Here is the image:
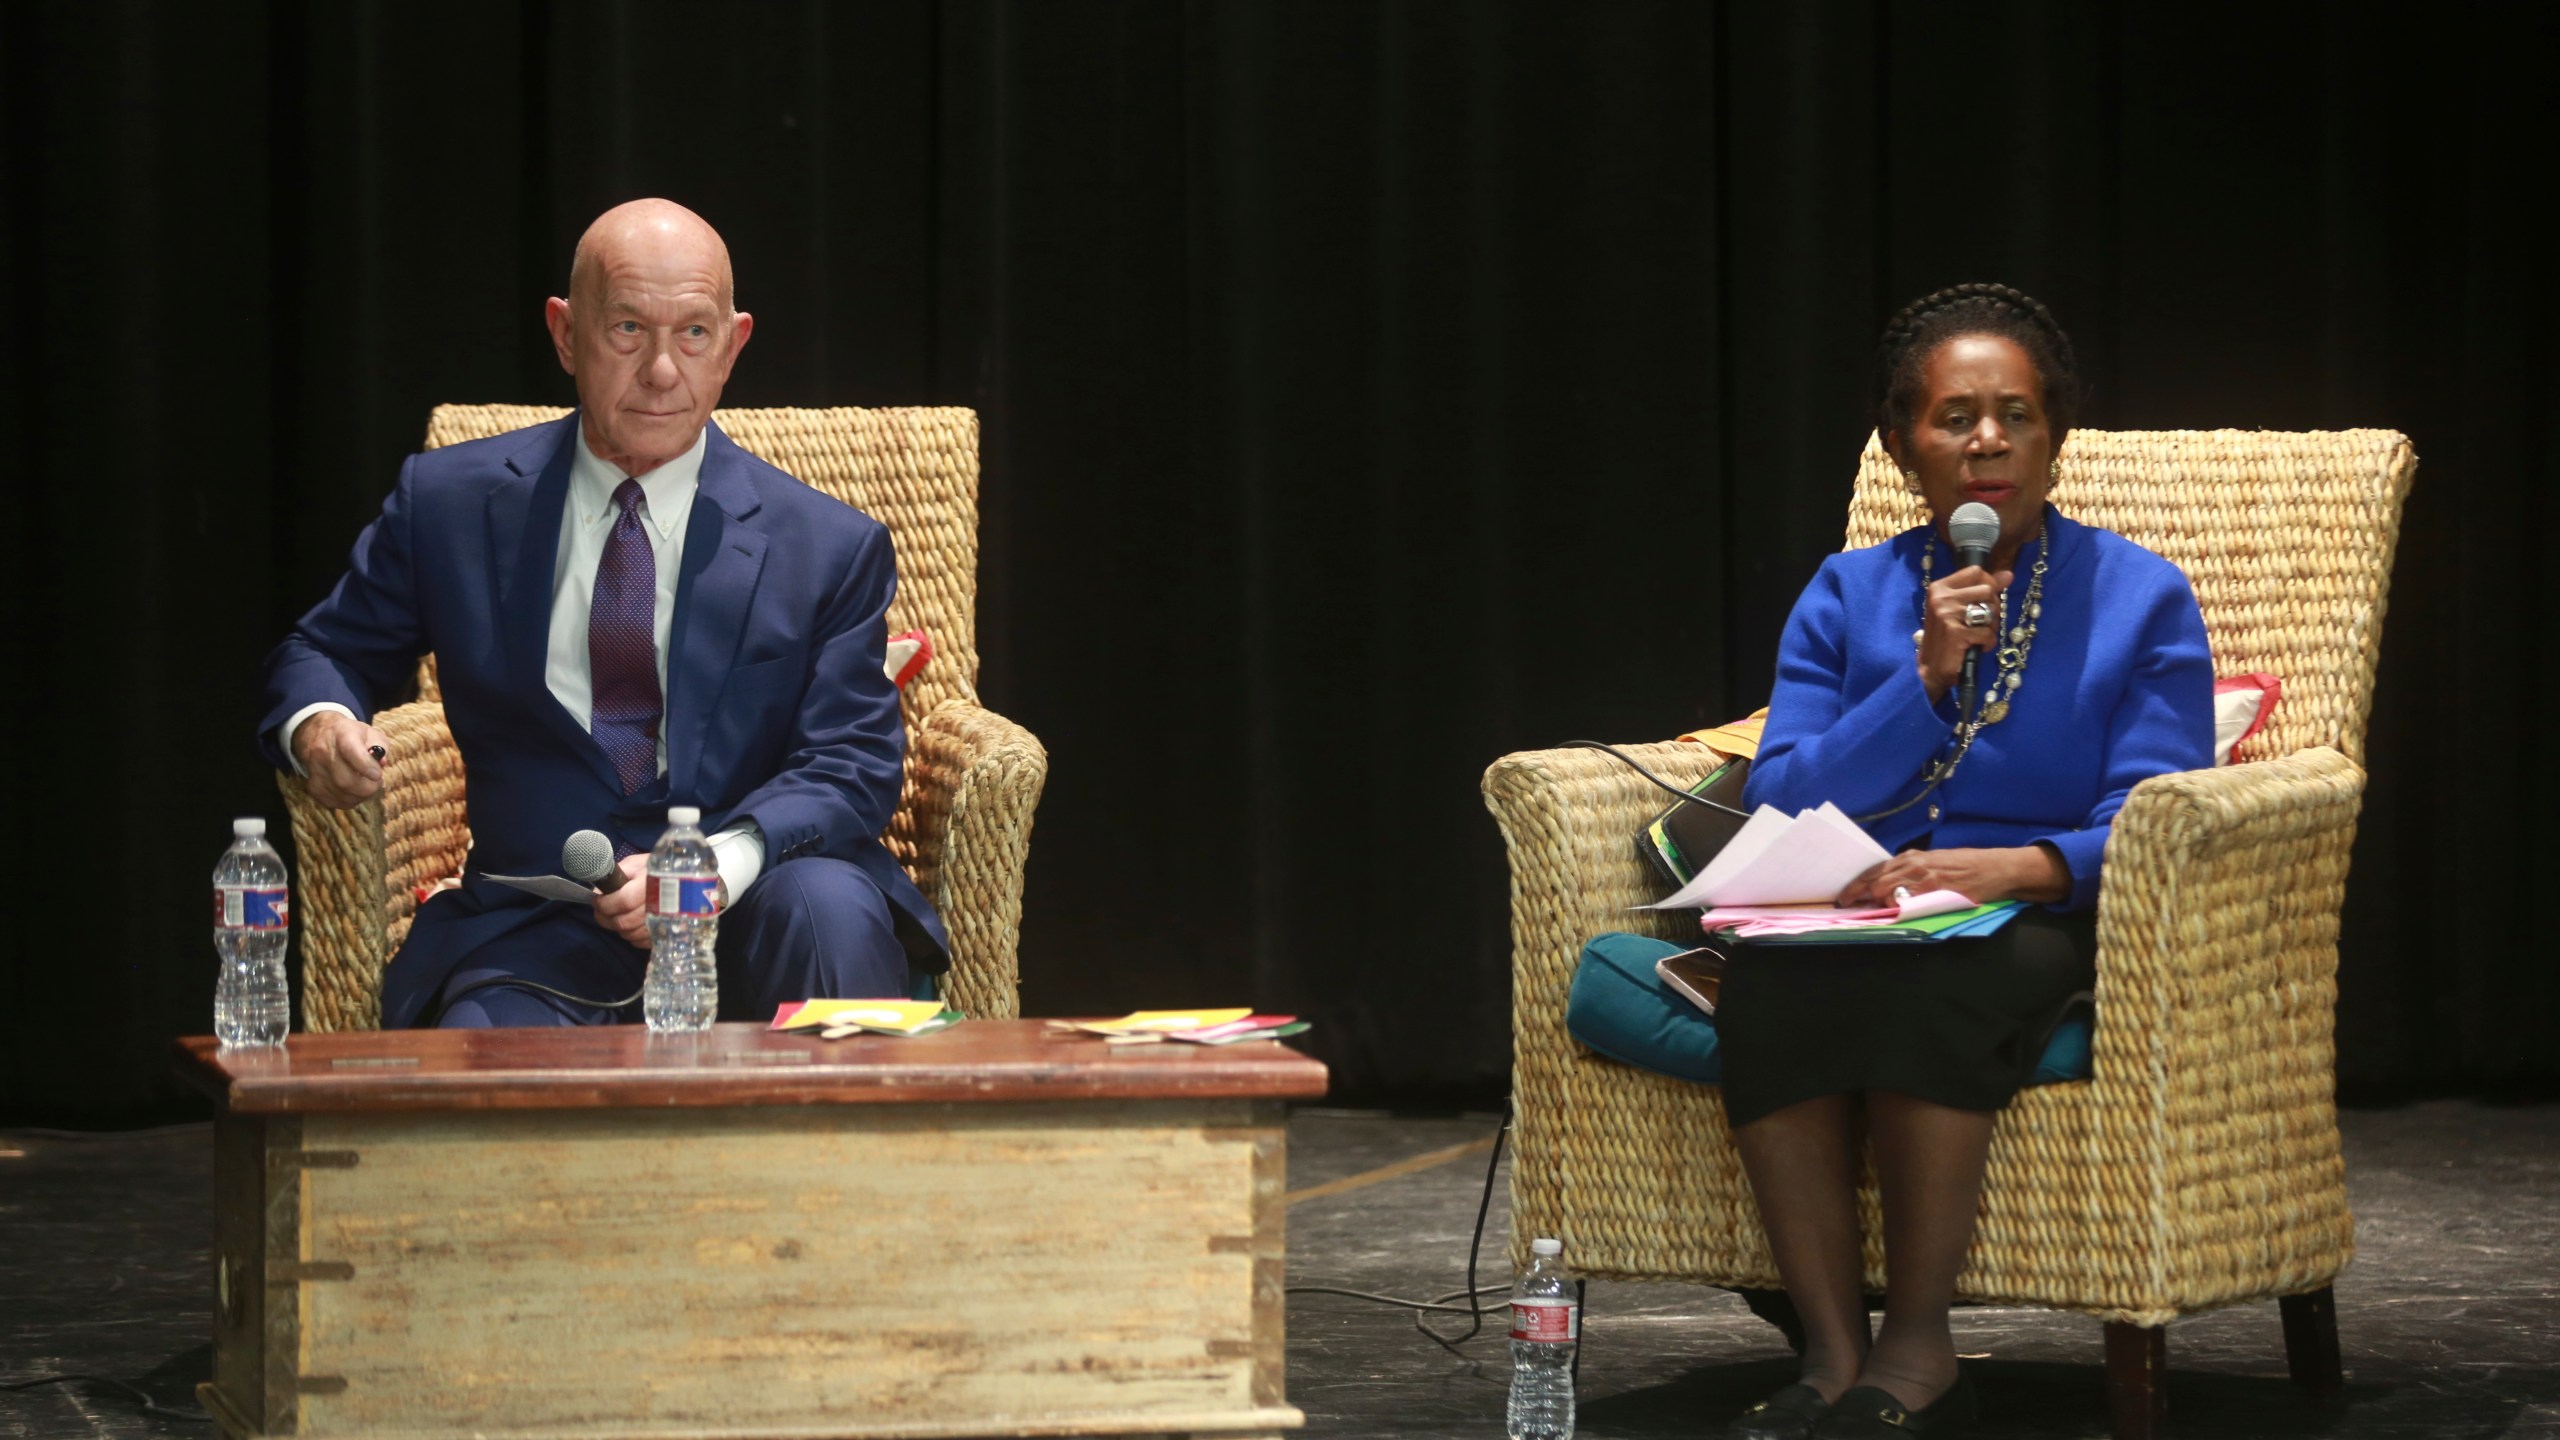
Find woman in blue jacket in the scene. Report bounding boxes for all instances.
[1720,286,2214,1439]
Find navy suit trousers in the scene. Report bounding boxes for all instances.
[432,858,909,1027]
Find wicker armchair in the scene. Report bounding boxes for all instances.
[1482,429,2416,1440]
[279,405,1047,1030]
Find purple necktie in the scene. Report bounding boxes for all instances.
[589,479,663,795]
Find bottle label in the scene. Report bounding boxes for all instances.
[215,886,290,929]
[647,875,722,918]
[1509,1297,1579,1343]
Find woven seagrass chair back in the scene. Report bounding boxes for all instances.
[418,404,983,753]
[1846,430,2416,766]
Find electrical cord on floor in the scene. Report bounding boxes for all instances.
[1282,1112,1515,1356]
[1284,1284,1507,1314]
[1413,1112,1510,1354]
[2,1374,207,1423]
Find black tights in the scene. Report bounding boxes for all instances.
[1730,1090,1994,1410]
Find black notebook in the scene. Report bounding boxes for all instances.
[1637,758,1751,889]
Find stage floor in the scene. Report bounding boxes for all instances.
[4,1100,2553,1438]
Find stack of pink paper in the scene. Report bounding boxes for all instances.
[1700,888,1977,939]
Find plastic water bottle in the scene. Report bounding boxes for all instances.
[1507,1236,1577,1440]
[212,817,291,1047]
[644,806,721,1032]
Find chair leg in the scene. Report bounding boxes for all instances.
[2103,1321,2166,1440]
[1735,1287,1808,1355]
[2279,1286,2344,1398]
[1571,1279,1587,1382]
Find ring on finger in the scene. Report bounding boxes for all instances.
[1962,601,1992,628]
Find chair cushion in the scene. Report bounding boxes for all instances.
[2212,672,2281,765]
[1566,932,2092,1087]
[886,628,933,688]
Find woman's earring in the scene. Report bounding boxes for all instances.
[1902,468,1924,496]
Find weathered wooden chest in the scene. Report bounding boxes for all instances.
[176,1022,1327,1439]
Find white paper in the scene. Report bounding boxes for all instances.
[1697,804,1794,900]
[481,872,602,906]
[1892,888,1977,922]
[1638,801,1892,910]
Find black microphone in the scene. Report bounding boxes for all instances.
[1947,502,2002,722]
[562,829,626,894]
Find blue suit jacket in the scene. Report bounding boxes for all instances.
[258,414,947,1026]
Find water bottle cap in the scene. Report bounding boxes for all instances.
[667,806,701,826]
[1532,1237,1562,1256]
[233,817,267,837]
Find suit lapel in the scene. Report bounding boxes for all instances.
[488,414,624,793]
[666,423,769,801]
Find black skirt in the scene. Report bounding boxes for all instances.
[1713,909,2099,1128]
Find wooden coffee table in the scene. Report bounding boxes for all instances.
[175,1021,1328,1440]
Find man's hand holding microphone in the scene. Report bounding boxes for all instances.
[564,829,716,949]
[590,856,654,948]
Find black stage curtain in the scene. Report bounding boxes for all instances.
[4,1,2552,1123]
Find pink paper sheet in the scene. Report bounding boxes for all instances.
[1699,888,1976,938]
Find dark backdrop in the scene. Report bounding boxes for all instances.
[4,0,2552,1124]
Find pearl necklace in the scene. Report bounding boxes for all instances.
[1918,526,2048,730]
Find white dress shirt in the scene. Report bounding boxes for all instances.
[284,425,766,899]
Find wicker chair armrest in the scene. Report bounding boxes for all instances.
[1481,741,1750,1277]
[894,700,1048,1020]
[2062,746,2367,1305]
[1481,741,1720,1025]
[2091,745,2366,1096]
[275,700,469,1032]
[277,772,389,1034]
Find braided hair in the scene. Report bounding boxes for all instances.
[1873,283,2083,454]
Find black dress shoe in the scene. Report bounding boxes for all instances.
[1811,1372,1977,1436]
[1722,1382,1831,1439]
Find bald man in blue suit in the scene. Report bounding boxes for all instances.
[258,199,943,1028]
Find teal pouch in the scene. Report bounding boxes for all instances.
[1566,933,1727,1083]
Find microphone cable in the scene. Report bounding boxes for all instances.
[419,827,660,1025]
[421,975,645,1028]
[1282,1110,1593,1379]
[1562,691,1987,831]
[1558,741,1754,819]
[1411,1111,1511,1355]
[1849,719,1982,824]
[1281,1113,1519,1356]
